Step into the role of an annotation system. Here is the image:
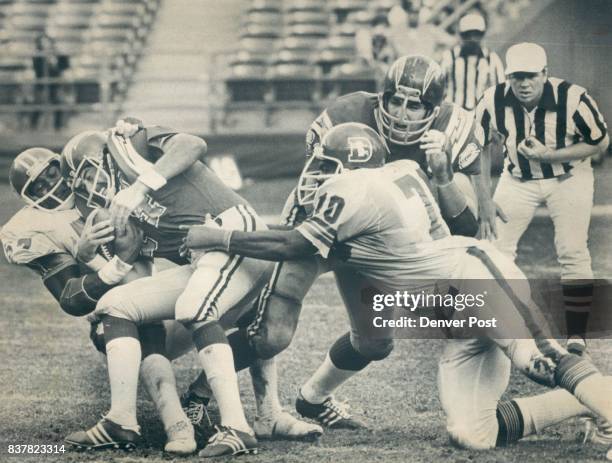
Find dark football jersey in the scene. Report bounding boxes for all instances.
[117,128,249,263]
[306,92,481,175]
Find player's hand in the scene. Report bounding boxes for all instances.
[421,130,452,183]
[114,217,144,264]
[179,216,232,255]
[76,209,115,263]
[109,181,148,234]
[518,137,554,161]
[477,200,507,241]
[113,117,144,138]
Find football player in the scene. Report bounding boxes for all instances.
[61,124,322,457]
[304,54,498,239]
[182,123,612,456]
[1,147,198,455]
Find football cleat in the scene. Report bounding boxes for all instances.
[295,392,367,430]
[580,417,612,446]
[181,390,215,443]
[198,425,258,458]
[254,410,323,441]
[164,420,197,456]
[64,418,140,450]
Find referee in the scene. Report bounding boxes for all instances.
[475,42,609,352]
[440,13,504,111]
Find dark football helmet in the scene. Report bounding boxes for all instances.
[297,122,388,206]
[375,55,446,145]
[9,147,74,210]
[61,130,118,209]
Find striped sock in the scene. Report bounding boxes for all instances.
[563,282,593,339]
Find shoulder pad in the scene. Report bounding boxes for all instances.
[146,126,178,141]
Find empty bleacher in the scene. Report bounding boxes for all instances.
[0,0,160,131]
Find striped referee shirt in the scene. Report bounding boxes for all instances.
[441,45,505,111]
[475,77,608,180]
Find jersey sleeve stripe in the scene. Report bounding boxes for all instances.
[296,223,332,259]
[301,218,335,245]
[579,93,607,138]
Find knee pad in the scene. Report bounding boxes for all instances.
[102,315,139,344]
[350,335,394,362]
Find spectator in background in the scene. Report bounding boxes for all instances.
[387,0,454,61]
[440,12,504,111]
[31,33,70,130]
[355,14,398,85]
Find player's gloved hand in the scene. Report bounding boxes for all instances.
[114,217,144,264]
[76,209,115,263]
[109,181,148,234]
[518,136,554,161]
[179,216,232,256]
[113,117,144,138]
[421,129,452,183]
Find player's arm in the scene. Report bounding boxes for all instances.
[108,118,207,231]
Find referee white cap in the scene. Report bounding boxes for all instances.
[458,13,486,33]
[505,42,547,75]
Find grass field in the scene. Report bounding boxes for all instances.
[1,165,612,463]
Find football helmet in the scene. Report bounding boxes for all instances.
[297,122,388,206]
[9,147,74,210]
[375,55,446,145]
[61,131,118,209]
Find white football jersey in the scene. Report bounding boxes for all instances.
[0,207,82,264]
[296,160,479,292]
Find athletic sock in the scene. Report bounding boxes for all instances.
[103,316,141,429]
[514,389,590,436]
[563,282,593,339]
[301,353,359,404]
[193,322,251,434]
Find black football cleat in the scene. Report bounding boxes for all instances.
[198,425,258,457]
[295,392,367,430]
[181,390,215,444]
[64,418,140,450]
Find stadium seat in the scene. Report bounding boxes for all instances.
[239,36,278,52]
[346,9,375,26]
[326,62,377,96]
[286,23,328,38]
[330,0,369,23]
[285,10,329,25]
[248,0,281,12]
[241,23,280,38]
[285,0,326,12]
[244,10,282,27]
[268,63,319,101]
[314,47,354,75]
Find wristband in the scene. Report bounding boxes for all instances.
[86,254,107,272]
[137,169,167,191]
[98,256,133,285]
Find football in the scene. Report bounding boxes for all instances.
[91,208,116,260]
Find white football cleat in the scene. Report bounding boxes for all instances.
[254,410,323,441]
[164,420,196,456]
[579,417,612,445]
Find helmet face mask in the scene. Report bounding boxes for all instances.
[376,55,446,146]
[10,148,74,211]
[62,131,118,209]
[297,146,343,207]
[296,122,388,207]
[71,153,116,209]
